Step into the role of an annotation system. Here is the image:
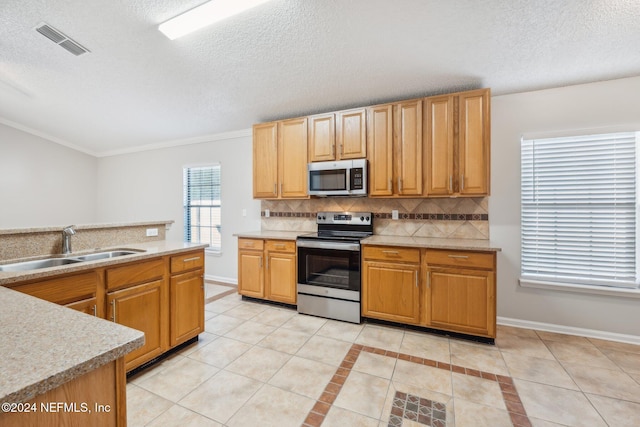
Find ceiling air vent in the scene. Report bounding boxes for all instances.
[35,23,90,56]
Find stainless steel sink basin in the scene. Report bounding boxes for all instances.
[0,258,83,272]
[0,249,144,272]
[70,250,140,262]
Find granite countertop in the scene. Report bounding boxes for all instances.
[361,235,502,252]
[234,230,303,241]
[0,241,208,286]
[234,231,501,252]
[0,285,144,404]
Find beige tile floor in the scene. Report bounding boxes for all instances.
[127,291,640,427]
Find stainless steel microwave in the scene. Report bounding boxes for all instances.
[308,159,367,197]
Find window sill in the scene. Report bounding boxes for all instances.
[519,278,640,298]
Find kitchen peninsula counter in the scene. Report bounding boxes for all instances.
[0,241,208,286]
[0,285,144,405]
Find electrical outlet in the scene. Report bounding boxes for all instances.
[265,209,270,218]
[146,228,158,237]
[391,210,399,220]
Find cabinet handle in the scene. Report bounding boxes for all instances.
[274,183,277,195]
[388,179,392,191]
[415,271,418,288]
[427,272,430,288]
[280,183,283,195]
[398,178,403,193]
[244,242,254,248]
[183,256,201,262]
[448,255,469,259]
[266,257,269,270]
[92,304,97,317]
[274,243,286,248]
[382,250,400,255]
[340,143,343,155]
[449,175,453,191]
[461,174,465,191]
[111,300,116,322]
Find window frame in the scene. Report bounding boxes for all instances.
[183,163,222,253]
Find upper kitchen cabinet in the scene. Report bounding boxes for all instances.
[424,88,490,196]
[253,119,309,199]
[367,99,423,197]
[308,108,366,162]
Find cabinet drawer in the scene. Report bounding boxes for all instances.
[362,246,420,263]
[11,272,97,305]
[425,250,494,269]
[238,238,264,251]
[106,258,165,290]
[265,240,295,253]
[171,251,204,274]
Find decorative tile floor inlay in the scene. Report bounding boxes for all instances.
[388,391,447,426]
[302,343,533,427]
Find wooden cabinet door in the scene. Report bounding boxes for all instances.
[459,89,490,196]
[394,100,423,195]
[66,297,98,317]
[362,260,420,325]
[337,108,366,159]
[107,279,166,370]
[238,250,264,298]
[253,122,279,198]
[428,267,495,337]
[309,113,335,162]
[170,270,204,346]
[279,118,309,198]
[266,252,296,304]
[424,95,454,196]
[367,104,394,196]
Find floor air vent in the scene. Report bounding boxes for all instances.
[35,23,90,56]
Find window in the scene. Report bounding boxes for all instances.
[183,165,221,251]
[521,132,639,289]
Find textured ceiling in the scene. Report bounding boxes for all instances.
[1,0,639,156]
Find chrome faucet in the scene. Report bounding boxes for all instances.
[62,225,76,255]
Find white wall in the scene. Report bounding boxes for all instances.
[95,132,261,282]
[0,123,97,227]
[490,76,640,337]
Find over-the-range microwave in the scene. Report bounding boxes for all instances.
[307,159,367,197]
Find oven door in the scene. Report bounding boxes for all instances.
[296,240,361,301]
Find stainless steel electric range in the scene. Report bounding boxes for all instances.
[296,211,373,323]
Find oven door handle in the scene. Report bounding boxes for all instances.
[296,240,360,251]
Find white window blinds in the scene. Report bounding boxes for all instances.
[521,132,638,288]
[184,165,221,250]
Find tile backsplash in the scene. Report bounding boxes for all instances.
[261,198,488,239]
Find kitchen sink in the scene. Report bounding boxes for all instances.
[0,249,144,272]
[0,258,83,272]
[70,250,141,262]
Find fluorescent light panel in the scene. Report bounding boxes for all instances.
[159,0,271,40]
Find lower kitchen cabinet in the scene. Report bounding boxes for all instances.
[424,249,496,338]
[237,238,296,304]
[361,245,497,339]
[170,251,205,347]
[362,246,421,325]
[238,239,265,298]
[66,296,98,316]
[107,279,167,371]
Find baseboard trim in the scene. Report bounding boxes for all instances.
[497,316,640,345]
[204,275,237,285]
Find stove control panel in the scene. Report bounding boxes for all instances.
[316,211,372,225]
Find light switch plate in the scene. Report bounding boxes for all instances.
[265,209,270,218]
[392,210,399,220]
[146,228,158,237]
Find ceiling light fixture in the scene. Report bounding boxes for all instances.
[158,0,271,40]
